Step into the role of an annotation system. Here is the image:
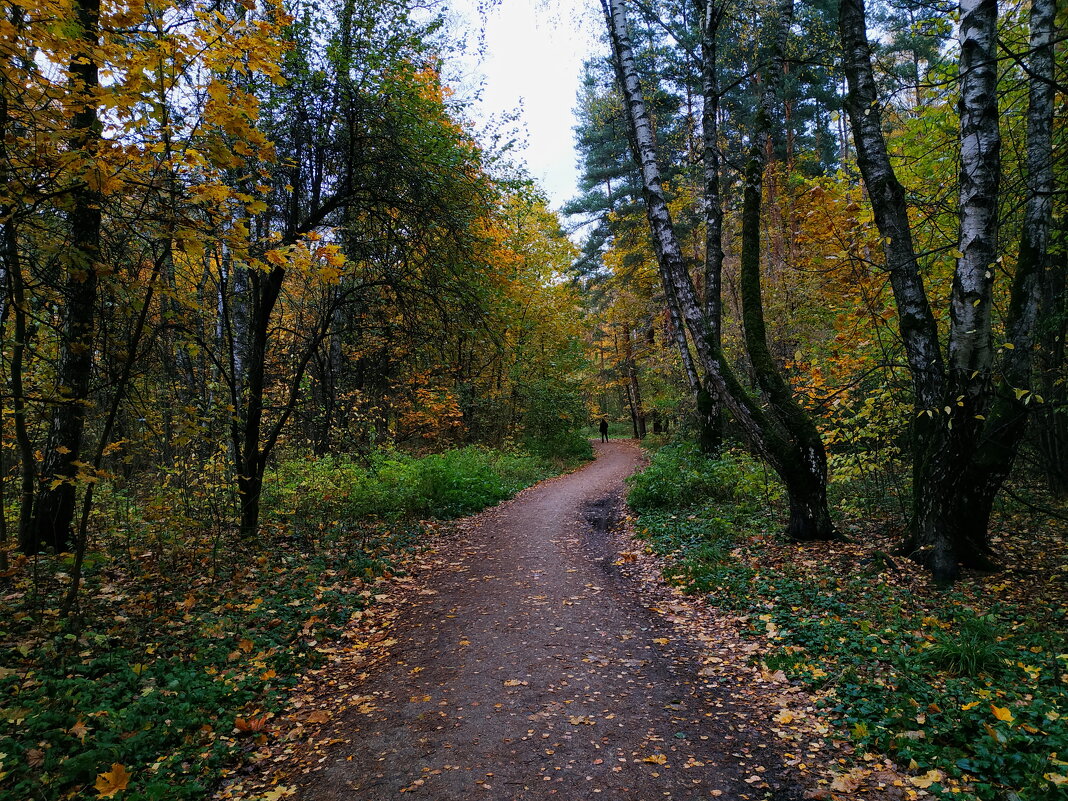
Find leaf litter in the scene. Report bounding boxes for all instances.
[215,442,929,800]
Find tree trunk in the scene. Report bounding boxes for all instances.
[0,53,37,554]
[602,0,835,540]
[1036,217,1067,495]
[839,0,1045,582]
[1031,0,1065,497]
[232,266,285,540]
[29,0,102,552]
[622,327,646,438]
[696,0,725,453]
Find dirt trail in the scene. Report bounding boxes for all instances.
[294,441,805,800]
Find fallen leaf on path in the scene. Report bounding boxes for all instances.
[910,769,944,788]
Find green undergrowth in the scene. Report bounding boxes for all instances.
[264,445,564,524]
[0,445,569,800]
[627,443,1067,801]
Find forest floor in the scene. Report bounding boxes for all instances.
[216,441,921,801]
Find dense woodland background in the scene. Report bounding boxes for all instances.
[0,0,1064,798]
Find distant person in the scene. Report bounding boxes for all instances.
[599,418,609,443]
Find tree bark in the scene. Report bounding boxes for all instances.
[1030,0,1065,496]
[839,0,1046,582]
[695,0,725,453]
[233,266,285,540]
[602,0,835,540]
[29,0,102,552]
[1036,214,1067,496]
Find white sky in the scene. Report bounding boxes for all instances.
[445,0,602,211]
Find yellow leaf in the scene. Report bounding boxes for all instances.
[1044,773,1068,786]
[642,753,667,764]
[961,701,980,711]
[910,769,944,789]
[991,705,1014,723]
[652,638,669,645]
[774,710,795,725]
[95,763,132,797]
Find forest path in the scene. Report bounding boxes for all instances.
[288,441,806,800]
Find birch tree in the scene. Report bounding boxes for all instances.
[838,0,1055,581]
[601,0,836,540]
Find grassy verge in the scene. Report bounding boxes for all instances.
[0,445,574,801]
[626,443,1067,801]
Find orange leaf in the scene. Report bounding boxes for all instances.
[991,705,1014,723]
[235,715,268,734]
[95,763,131,797]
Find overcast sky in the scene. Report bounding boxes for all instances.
[445,0,603,211]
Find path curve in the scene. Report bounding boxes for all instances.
[295,441,804,800]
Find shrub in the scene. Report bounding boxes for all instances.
[264,446,560,527]
[626,444,772,513]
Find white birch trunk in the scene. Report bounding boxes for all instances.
[947,0,1001,377]
[600,0,772,462]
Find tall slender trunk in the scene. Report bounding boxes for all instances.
[6,221,35,555]
[697,0,724,453]
[233,266,285,539]
[0,45,37,554]
[1031,0,1065,497]
[1036,215,1067,496]
[943,0,1055,540]
[29,0,102,552]
[622,327,646,438]
[602,0,835,540]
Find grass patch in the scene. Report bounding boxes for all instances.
[627,444,1068,800]
[264,445,563,524]
[0,445,571,801]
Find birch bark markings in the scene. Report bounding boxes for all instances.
[601,0,761,450]
[838,0,943,413]
[948,0,1000,380]
[601,0,835,540]
[1011,0,1055,371]
[838,0,1052,581]
[696,0,725,453]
